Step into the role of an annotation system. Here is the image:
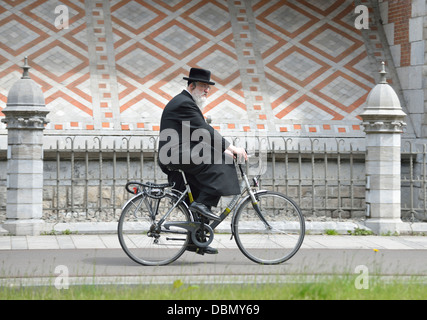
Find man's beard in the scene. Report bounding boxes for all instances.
[193,92,207,111]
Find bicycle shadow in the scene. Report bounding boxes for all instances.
[84,249,288,268]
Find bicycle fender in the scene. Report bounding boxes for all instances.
[120,193,145,211]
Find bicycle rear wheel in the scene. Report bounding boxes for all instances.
[118,192,191,266]
[232,191,305,265]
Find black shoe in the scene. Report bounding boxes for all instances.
[186,245,219,255]
[189,202,221,221]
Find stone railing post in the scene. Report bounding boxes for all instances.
[1,58,49,235]
[360,62,406,235]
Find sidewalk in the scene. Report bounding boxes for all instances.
[1,234,427,250]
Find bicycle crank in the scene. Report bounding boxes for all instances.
[191,224,214,248]
[164,221,214,248]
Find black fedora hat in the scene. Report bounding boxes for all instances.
[183,67,215,85]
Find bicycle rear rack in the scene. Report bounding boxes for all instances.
[125,181,175,198]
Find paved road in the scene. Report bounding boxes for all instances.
[2,234,427,286]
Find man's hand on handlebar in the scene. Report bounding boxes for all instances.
[226,145,248,162]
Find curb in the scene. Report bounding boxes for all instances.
[2,221,427,236]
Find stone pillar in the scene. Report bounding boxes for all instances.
[360,62,406,235]
[1,58,49,235]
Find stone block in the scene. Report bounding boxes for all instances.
[364,218,405,235]
[368,202,401,220]
[366,146,402,161]
[328,185,350,198]
[365,133,401,148]
[67,185,85,206]
[2,219,45,236]
[367,174,400,190]
[52,187,67,209]
[6,203,43,219]
[383,23,394,45]
[342,198,365,209]
[411,41,424,66]
[365,160,401,175]
[277,185,297,198]
[101,186,111,199]
[368,189,401,204]
[7,159,43,174]
[8,144,43,160]
[7,130,44,145]
[7,173,44,189]
[369,203,400,219]
[396,66,422,90]
[411,0,425,18]
[42,186,52,201]
[403,89,424,113]
[353,186,366,198]
[409,17,423,42]
[7,188,43,205]
[332,210,350,219]
[88,186,100,204]
[389,44,401,67]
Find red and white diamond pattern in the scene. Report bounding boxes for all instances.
[0,0,382,135]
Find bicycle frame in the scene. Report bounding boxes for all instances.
[211,163,272,230]
[172,162,271,231]
[123,161,270,238]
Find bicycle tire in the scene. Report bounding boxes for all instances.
[232,191,305,265]
[117,192,191,266]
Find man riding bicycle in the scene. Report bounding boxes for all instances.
[158,67,247,255]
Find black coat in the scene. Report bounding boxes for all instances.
[158,90,240,197]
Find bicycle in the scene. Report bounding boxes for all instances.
[117,159,305,266]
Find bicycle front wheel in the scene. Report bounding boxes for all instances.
[233,191,305,265]
[118,192,191,266]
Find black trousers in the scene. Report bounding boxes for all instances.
[166,170,221,208]
[196,191,221,208]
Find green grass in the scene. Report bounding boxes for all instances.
[324,229,339,235]
[2,276,427,300]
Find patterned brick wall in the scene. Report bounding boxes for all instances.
[387,0,411,67]
[0,0,386,137]
[377,0,424,138]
